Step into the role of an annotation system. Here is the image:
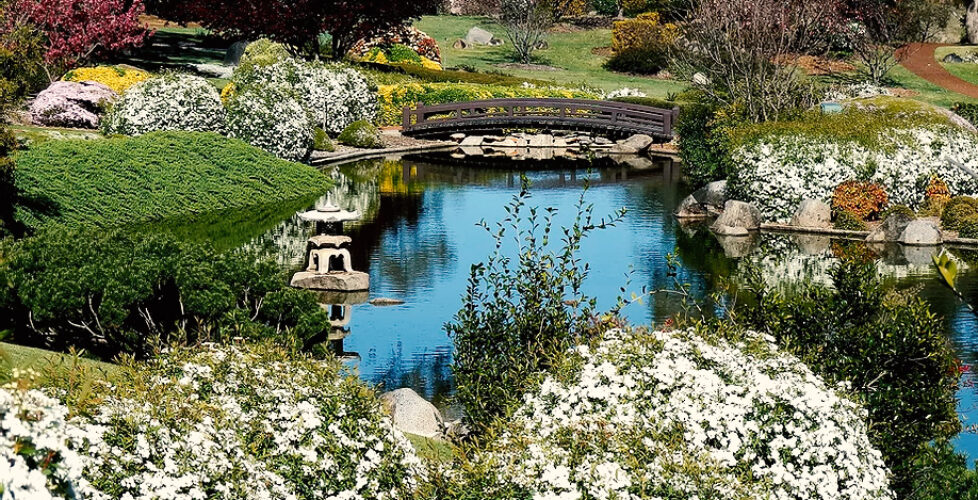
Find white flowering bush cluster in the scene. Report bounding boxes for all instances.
[824,83,892,101]
[605,87,648,99]
[226,88,314,162]
[730,125,978,222]
[231,59,377,135]
[464,327,892,500]
[0,382,91,499]
[101,73,225,136]
[2,345,424,500]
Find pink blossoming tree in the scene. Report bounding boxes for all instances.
[5,0,150,78]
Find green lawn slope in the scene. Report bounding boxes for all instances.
[415,15,687,97]
[14,131,330,231]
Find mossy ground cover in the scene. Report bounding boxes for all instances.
[13,131,330,231]
[414,15,687,97]
[727,96,954,150]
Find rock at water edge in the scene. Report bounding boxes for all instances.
[711,200,762,233]
[380,388,444,439]
[898,219,942,246]
[790,199,831,228]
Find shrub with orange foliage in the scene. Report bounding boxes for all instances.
[926,175,951,204]
[832,180,889,220]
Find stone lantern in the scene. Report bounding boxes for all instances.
[290,202,370,291]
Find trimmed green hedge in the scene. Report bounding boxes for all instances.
[14,131,330,230]
[378,82,600,125]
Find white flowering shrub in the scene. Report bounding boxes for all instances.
[226,88,314,161]
[605,87,648,99]
[731,127,978,221]
[825,83,892,101]
[728,99,978,222]
[462,328,893,500]
[101,73,225,136]
[0,384,90,499]
[69,344,425,499]
[231,59,377,135]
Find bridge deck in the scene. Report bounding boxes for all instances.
[401,98,679,140]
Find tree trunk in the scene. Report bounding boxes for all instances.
[968,1,978,45]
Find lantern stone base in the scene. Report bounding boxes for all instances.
[290,271,370,291]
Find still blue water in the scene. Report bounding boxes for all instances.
[231,155,978,463]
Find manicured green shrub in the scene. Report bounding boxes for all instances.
[952,102,978,127]
[957,214,978,239]
[387,43,423,63]
[313,127,336,152]
[834,210,868,231]
[731,261,961,497]
[0,230,330,358]
[0,124,18,237]
[880,204,915,221]
[238,38,291,71]
[941,195,978,230]
[675,102,735,187]
[337,120,384,148]
[13,131,330,230]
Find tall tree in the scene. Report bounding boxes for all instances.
[4,0,149,78]
[155,0,440,58]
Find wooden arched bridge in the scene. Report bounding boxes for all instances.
[401,98,680,140]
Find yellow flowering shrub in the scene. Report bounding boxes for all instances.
[62,66,151,93]
[607,12,679,74]
[611,13,679,54]
[420,57,442,71]
[221,82,237,103]
[377,82,600,125]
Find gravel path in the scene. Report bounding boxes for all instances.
[898,43,978,99]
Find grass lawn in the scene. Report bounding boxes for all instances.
[885,64,978,107]
[414,15,687,98]
[935,46,978,90]
[0,342,119,385]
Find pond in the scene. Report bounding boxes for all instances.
[193,154,978,463]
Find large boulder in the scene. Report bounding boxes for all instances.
[898,219,942,246]
[610,133,654,154]
[674,180,727,219]
[711,200,762,236]
[694,180,728,208]
[380,388,444,438]
[790,199,831,228]
[465,27,503,46]
[29,81,117,129]
[224,40,249,65]
[866,211,914,242]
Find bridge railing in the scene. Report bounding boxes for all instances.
[401,98,680,139]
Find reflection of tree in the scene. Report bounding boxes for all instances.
[372,342,455,409]
[142,196,319,254]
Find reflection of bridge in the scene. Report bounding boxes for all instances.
[401,98,680,140]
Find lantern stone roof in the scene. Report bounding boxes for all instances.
[298,202,361,223]
[308,235,352,248]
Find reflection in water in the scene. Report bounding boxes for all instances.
[220,155,978,462]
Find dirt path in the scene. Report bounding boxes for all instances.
[899,43,978,99]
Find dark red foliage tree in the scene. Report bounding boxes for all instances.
[155,0,440,58]
[4,0,150,75]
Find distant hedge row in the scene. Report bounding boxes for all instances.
[14,131,330,230]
